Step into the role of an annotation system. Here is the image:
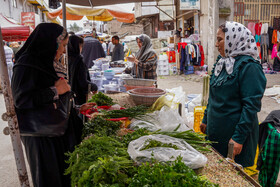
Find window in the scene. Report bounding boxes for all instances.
[234,2,244,16]
[11,0,17,8]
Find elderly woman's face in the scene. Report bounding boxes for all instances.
[215,28,225,57]
[55,37,69,61]
[137,38,142,48]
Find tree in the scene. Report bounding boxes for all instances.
[69,22,82,33]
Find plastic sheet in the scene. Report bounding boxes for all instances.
[127,134,208,169]
[129,106,189,132]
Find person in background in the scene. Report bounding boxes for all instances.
[200,21,266,167]
[126,34,157,79]
[100,39,107,56]
[68,35,98,106]
[81,30,105,68]
[3,41,14,82]
[111,35,124,62]
[107,40,115,56]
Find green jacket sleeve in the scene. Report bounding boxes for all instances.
[231,62,266,144]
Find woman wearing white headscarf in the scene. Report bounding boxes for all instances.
[200,21,266,167]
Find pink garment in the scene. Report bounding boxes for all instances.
[271,44,278,59]
[248,22,256,36]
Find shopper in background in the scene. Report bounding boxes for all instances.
[81,30,105,68]
[68,35,98,106]
[200,21,266,167]
[126,34,157,79]
[111,35,124,62]
[3,41,14,82]
[100,39,107,56]
[107,40,115,56]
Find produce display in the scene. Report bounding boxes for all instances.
[66,93,254,186]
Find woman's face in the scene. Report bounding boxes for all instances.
[137,38,142,49]
[215,28,225,57]
[55,37,69,61]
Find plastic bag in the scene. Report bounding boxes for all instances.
[187,94,202,112]
[130,106,189,132]
[127,134,207,169]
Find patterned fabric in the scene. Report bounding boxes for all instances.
[53,57,67,78]
[214,21,259,77]
[273,17,280,30]
[137,54,157,79]
[258,123,280,187]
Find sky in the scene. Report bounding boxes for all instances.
[59,3,135,29]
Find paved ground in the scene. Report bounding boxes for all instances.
[0,73,279,186]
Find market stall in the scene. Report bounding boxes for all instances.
[65,90,260,186]
[0,13,31,42]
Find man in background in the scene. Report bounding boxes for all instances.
[3,41,14,82]
[107,39,115,56]
[100,39,107,56]
[111,35,124,62]
[82,30,105,68]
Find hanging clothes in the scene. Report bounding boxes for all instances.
[180,46,186,72]
[248,22,256,36]
[268,27,274,51]
[260,34,269,63]
[272,30,278,45]
[199,45,205,66]
[273,17,280,30]
[273,45,280,71]
[255,23,262,45]
[261,23,268,34]
[271,44,278,59]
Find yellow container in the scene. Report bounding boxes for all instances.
[193,106,206,133]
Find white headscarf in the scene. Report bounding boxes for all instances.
[214,21,259,77]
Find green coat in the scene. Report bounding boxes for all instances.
[202,55,266,167]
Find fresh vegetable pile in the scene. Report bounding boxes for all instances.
[67,94,217,186]
[88,92,114,106]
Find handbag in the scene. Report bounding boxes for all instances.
[14,58,74,137]
[18,91,74,137]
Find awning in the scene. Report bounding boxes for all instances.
[47,5,135,23]
[0,14,31,42]
[58,0,159,7]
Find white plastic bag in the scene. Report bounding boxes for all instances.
[127,134,208,169]
[187,94,202,112]
[130,106,189,132]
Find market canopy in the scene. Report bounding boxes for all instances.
[58,0,160,7]
[0,14,31,42]
[47,5,135,23]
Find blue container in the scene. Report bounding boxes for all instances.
[184,65,194,75]
[104,70,115,80]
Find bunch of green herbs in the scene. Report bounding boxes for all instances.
[82,116,121,138]
[140,139,179,151]
[88,92,114,106]
[101,105,149,119]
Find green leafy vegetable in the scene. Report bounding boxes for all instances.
[101,105,149,119]
[129,157,218,187]
[88,92,114,106]
[65,136,131,187]
[140,139,179,151]
[82,116,121,138]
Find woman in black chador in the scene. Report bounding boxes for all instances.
[11,23,91,187]
[68,35,97,106]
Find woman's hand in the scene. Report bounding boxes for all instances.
[200,123,207,133]
[80,102,96,112]
[55,78,70,95]
[126,55,139,65]
[229,139,243,158]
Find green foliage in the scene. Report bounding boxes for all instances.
[65,136,130,187]
[101,105,149,119]
[118,128,150,146]
[140,139,179,151]
[129,157,218,187]
[88,92,114,106]
[82,116,121,138]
